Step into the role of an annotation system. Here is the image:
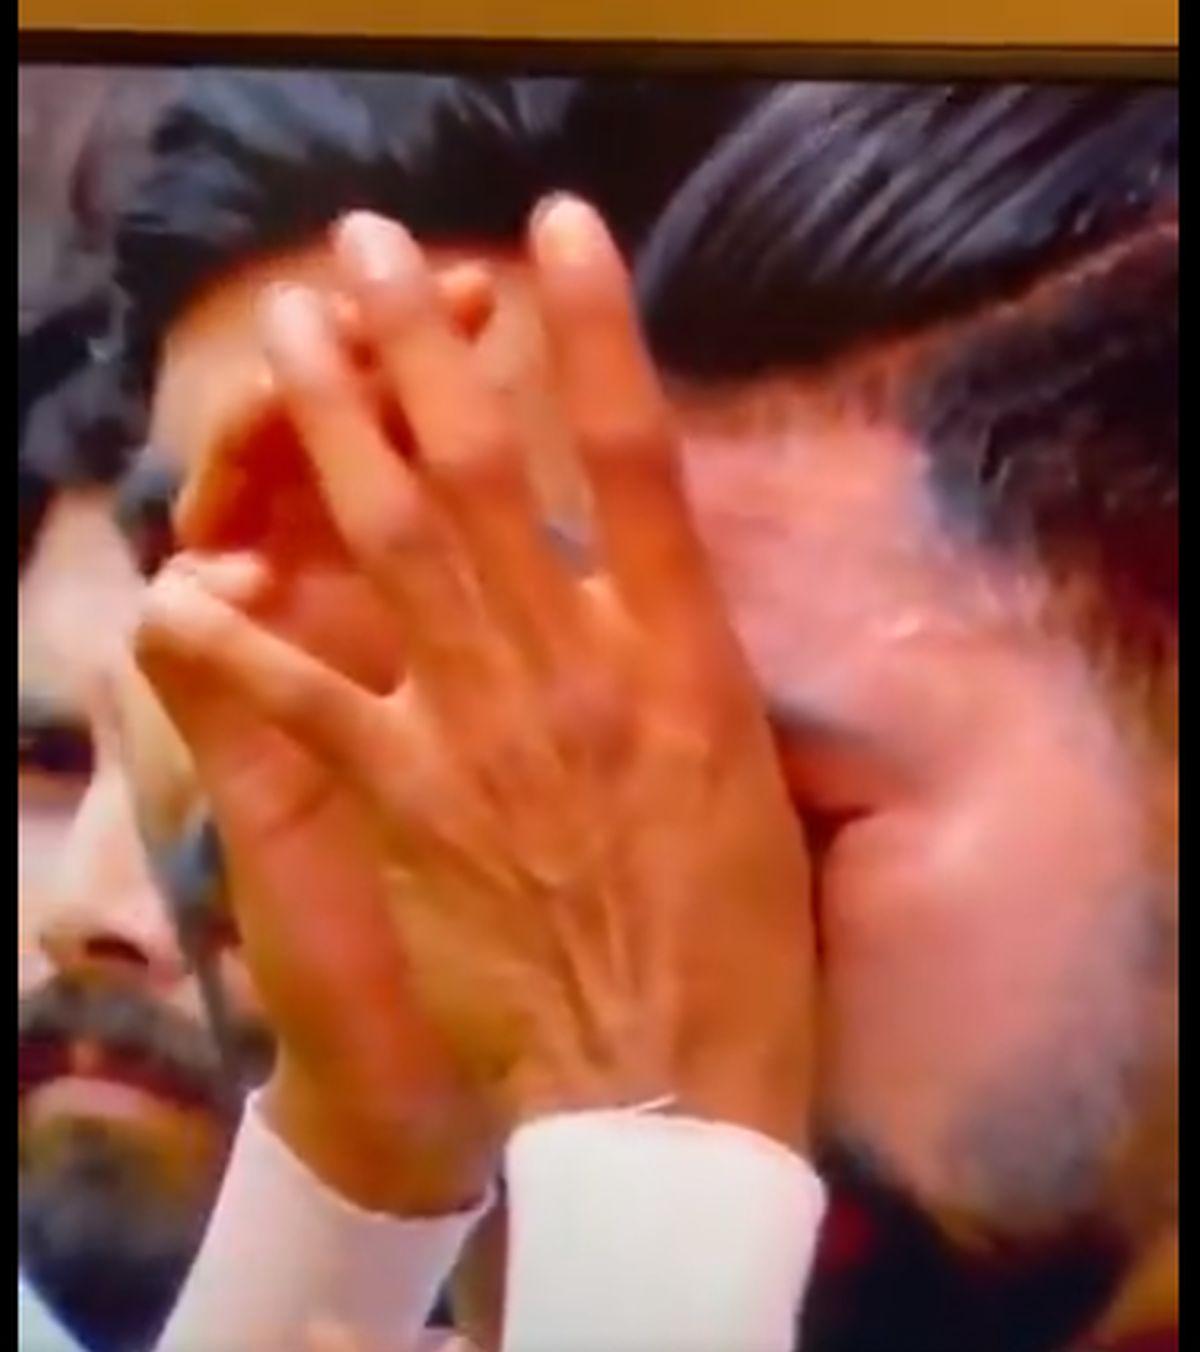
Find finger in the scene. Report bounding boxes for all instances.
[333,211,582,678]
[175,268,495,554]
[530,196,724,648]
[171,550,274,608]
[135,558,383,781]
[116,553,273,749]
[258,283,517,727]
[330,259,497,356]
[125,581,320,855]
[305,1318,376,1352]
[438,260,498,340]
[127,572,444,1085]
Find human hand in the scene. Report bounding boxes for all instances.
[303,1316,375,1352]
[137,198,816,1149]
[131,270,502,1214]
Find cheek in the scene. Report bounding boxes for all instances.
[817,738,1157,1173]
[18,786,82,991]
[18,782,82,887]
[59,742,193,942]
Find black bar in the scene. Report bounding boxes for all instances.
[17,30,1178,84]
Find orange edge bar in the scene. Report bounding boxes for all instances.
[16,0,1179,49]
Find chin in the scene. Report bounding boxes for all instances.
[807,1105,1137,1352]
[819,1076,1144,1266]
[19,1121,218,1352]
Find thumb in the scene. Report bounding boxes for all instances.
[130,550,321,819]
[133,550,273,742]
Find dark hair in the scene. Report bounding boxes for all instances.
[636,82,1178,663]
[113,70,764,391]
[18,294,143,571]
[19,73,176,571]
[908,224,1178,661]
[637,83,1178,376]
[112,74,1178,665]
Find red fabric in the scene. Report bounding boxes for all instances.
[816,1196,878,1272]
[1103,1331,1178,1352]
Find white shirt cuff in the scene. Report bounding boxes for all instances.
[19,1276,86,1352]
[502,1110,826,1352]
[154,1101,823,1351]
[156,1091,492,1351]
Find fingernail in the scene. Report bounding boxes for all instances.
[336,211,419,285]
[143,567,214,651]
[530,191,577,235]
[260,284,327,347]
[532,194,607,270]
[258,285,336,373]
[189,552,272,605]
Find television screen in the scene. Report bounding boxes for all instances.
[18,58,1178,1352]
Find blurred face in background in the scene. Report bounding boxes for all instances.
[14,236,564,1351]
[18,486,270,1351]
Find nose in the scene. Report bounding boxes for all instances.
[38,765,189,988]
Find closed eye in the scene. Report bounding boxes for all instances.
[18,700,93,778]
[768,703,906,820]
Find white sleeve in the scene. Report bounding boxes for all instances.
[156,1092,492,1352]
[501,1110,826,1352]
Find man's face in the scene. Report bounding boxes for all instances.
[676,391,1176,1247]
[18,488,267,1349]
[151,245,1175,1258]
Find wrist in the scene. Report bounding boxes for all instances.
[507,1030,675,1126]
[674,1029,815,1153]
[263,1058,496,1217]
[510,1031,813,1154]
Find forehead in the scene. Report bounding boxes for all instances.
[18,490,142,717]
[149,245,337,478]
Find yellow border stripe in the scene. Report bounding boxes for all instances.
[17,0,1179,49]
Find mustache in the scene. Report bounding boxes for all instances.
[17,977,274,1114]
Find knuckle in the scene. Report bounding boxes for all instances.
[350,482,439,566]
[271,669,333,731]
[470,721,528,785]
[466,714,557,805]
[133,567,212,662]
[440,408,520,494]
[361,264,435,335]
[549,671,631,767]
